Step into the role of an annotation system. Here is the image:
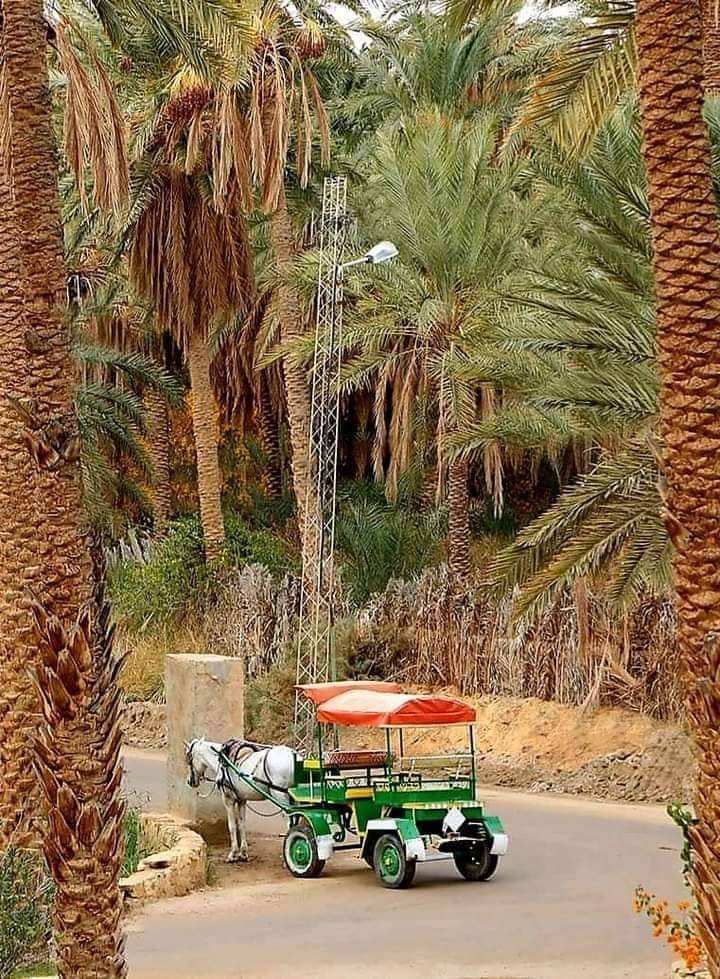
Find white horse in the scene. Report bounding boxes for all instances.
[185,737,295,863]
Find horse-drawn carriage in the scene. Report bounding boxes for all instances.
[215,680,509,889]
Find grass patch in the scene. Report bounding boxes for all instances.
[11,964,56,978]
[122,804,149,876]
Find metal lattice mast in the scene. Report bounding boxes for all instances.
[294,176,348,750]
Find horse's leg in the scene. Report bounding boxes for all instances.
[225,794,242,863]
[238,800,249,862]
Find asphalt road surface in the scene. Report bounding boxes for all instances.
[123,749,683,979]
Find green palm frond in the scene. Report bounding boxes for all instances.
[74,343,184,402]
[486,442,660,617]
[511,2,637,156]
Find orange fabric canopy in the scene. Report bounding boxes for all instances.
[297,680,403,706]
[314,689,476,727]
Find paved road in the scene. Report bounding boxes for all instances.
[123,749,682,979]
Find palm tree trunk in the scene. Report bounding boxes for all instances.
[259,370,283,501]
[635,1,720,972]
[703,0,720,94]
[0,134,45,846]
[448,457,471,580]
[186,330,225,560]
[268,190,312,531]
[146,387,171,536]
[1,2,127,975]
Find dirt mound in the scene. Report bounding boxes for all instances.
[347,693,693,805]
[123,700,167,750]
[534,728,694,803]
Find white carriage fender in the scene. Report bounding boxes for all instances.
[316,834,334,861]
[490,832,509,856]
[405,837,426,862]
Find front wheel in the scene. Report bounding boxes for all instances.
[283,824,325,879]
[373,833,416,889]
[453,843,498,881]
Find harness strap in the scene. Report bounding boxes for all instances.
[215,748,292,810]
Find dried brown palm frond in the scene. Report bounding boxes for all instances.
[210,289,271,427]
[372,364,392,484]
[212,85,252,210]
[479,383,504,514]
[56,22,128,216]
[244,12,331,212]
[387,355,419,501]
[128,171,253,349]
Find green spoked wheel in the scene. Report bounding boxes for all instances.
[283,824,325,879]
[453,843,498,882]
[373,833,416,889]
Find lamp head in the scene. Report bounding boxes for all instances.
[364,241,399,265]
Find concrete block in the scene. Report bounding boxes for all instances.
[166,654,244,835]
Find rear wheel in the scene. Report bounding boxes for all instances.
[373,833,416,889]
[453,843,498,881]
[283,824,325,879]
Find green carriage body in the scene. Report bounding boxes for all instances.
[280,682,509,888]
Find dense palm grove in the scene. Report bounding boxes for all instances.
[2,0,720,976]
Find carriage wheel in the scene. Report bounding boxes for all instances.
[453,843,498,881]
[283,824,325,879]
[373,834,416,889]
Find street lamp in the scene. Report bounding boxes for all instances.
[340,240,399,272]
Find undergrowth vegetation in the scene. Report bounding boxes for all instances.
[0,848,54,979]
[109,513,295,635]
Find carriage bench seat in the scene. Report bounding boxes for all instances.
[324,749,392,770]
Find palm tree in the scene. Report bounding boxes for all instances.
[455,105,665,617]
[457,3,720,963]
[633,2,720,969]
[344,113,528,578]
[128,171,253,560]
[0,1,127,975]
[239,0,352,528]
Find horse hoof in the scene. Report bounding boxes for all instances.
[239,853,249,863]
[226,853,241,864]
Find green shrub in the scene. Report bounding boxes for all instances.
[0,848,53,979]
[109,513,295,633]
[224,512,296,577]
[108,516,208,632]
[335,494,443,606]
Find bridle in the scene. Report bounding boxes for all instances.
[186,739,218,799]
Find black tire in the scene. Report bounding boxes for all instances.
[283,824,326,879]
[453,843,498,881]
[373,833,416,889]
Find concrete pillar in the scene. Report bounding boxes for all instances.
[166,654,244,836]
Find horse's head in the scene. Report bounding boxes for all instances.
[185,737,211,788]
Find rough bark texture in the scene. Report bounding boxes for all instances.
[187,330,225,560]
[1,1,127,975]
[269,193,312,529]
[258,370,283,501]
[635,1,720,973]
[0,0,93,845]
[703,0,720,94]
[146,387,171,536]
[0,131,43,845]
[448,457,471,581]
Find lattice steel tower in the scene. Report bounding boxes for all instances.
[294,176,349,750]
